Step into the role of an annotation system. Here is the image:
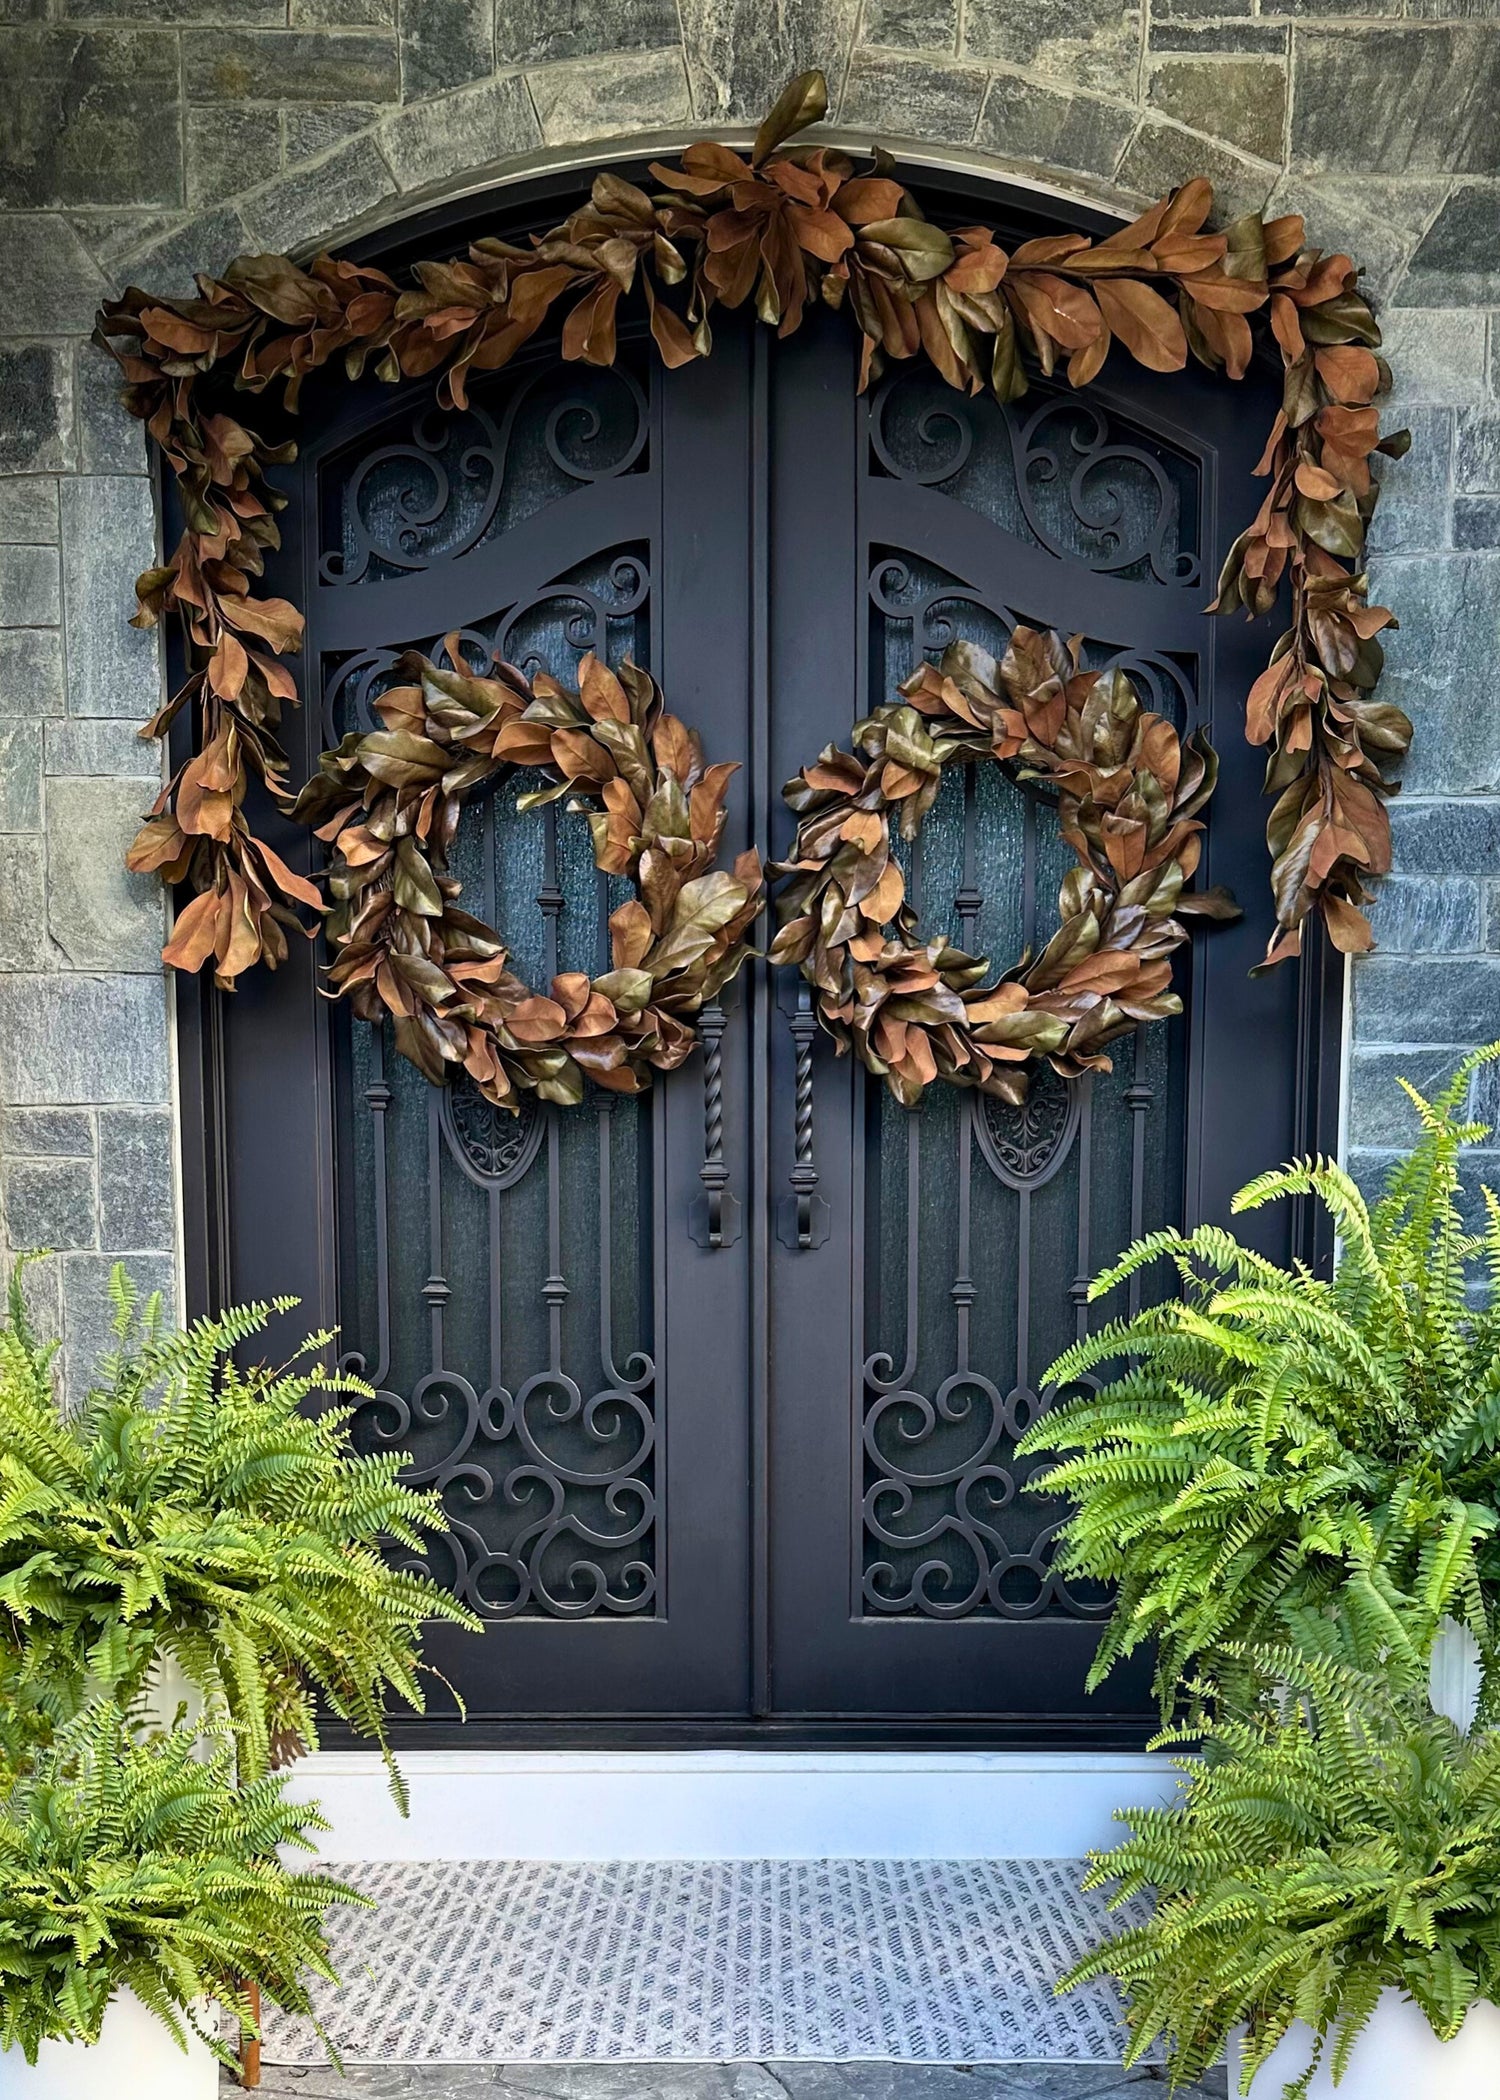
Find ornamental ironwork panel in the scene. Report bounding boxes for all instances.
[856,366,1194,1621]
[326,355,663,1620]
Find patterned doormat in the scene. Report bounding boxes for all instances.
[261,1858,1149,2065]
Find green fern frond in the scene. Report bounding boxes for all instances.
[0,1268,480,1798]
[1017,1047,1500,1722]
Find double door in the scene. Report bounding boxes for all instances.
[187,266,1333,1746]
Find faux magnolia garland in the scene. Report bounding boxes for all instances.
[287,645,764,1108]
[94,66,1413,1102]
[769,625,1234,1107]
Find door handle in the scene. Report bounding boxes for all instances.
[688,989,742,1249]
[778,980,830,1251]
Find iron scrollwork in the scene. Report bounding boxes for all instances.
[319,365,649,589]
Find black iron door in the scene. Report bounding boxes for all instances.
[183,171,1336,1749]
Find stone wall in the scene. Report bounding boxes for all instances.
[1,0,1497,1372]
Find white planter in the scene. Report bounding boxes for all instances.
[1233,1988,1500,2098]
[1430,1617,1482,1735]
[0,1990,218,2100]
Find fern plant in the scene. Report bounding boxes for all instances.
[0,1697,365,2067]
[0,1264,478,1799]
[1016,1045,1500,1721]
[1062,1644,1500,2096]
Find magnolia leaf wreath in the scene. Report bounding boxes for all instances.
[769,625,1235,1107]
[271,645,764,1109]
[95,62,1412,1079]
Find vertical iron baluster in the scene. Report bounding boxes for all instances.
[1126,1024,1152,1316]
[952,771,981,1375]
[778,982,830,1249]
[1069,1074,1095,1345]
[953,1096,975,1374]
[421,1086,449,1367]
[348,1029,394,1386]
[539,805,567,1370]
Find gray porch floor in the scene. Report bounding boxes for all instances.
[238,2063,1228,2098]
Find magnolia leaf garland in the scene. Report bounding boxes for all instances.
[95,63,1411,1006]
[286,643,764,1110]
[769,625,1237,1107]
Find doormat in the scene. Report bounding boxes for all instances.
[259,1857,1152,2065]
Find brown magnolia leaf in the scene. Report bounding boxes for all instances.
[162,888,225,972]
[1092,278,1187,372]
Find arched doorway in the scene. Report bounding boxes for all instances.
[176,162,1339,1750]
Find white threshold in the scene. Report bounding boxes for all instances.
[284,1747,1174,1861]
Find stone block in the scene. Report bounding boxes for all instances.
[112,206,253,299]
[61,0,283,17]
[1290,28,1500,178]
[0,214,113,336]
[45,776,163,972]
[863,0,959,51]
[1366,404,1452,557]
[497,0,681,66]
[398,0,491,99]
[291,0,395,21]
[183,28,401,103]
[1263,0,1399,11]
[2,1107,92,1156]
[1455,496,1500,551]
[59,477,161,722]
[0,545,61,629]
[1399,186,1500,309]
[1267,174,1451,305]
[1377,309,1490,411]
[186,105,281,210]
[1117,119,1277,218]
[238,136,396,254]
[0,972,169,1106]
[839,49,989,144]
[2,1156,95,1253]
[1146,57,1285,164]
[1365,874,1480,954]
[97,1106,174,1252]
[0,629,66,720]
[381,75,540,194]
[1345,1045,1477,1146]
[1353,955,1500,1044]
[0,721,42,832]
[0,345,74,477]
[1390,797,1500,873]
[61,1251,176,1392]
[965,0,1141,96]
[44,718,162,780]
[679,0,862,121]
[0,28,181,209]
[0,480,59,547]
[1457,409,1500,492]
[77,344,147,476]
[0,0,46,18]
[0,836,46,969]
[1154,0,1253,13]
[976,72,1136,181]
[281,105,380,163]
[1150,21,1287,51]
[528,48,693,146]
[1369,553,1500,795]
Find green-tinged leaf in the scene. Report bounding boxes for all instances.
[751,69,829,164]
